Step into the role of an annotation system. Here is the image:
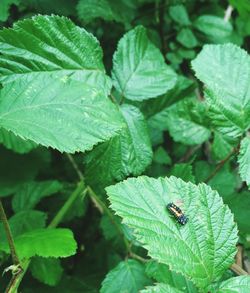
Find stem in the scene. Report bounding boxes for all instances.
[129,252,149,263]
[0,199,21,266]
[224,5,233,22]
[87,186,131,253]
[205,143,240,183]
[158,0,166,57]
[66,153,84,181]
[231,263,249,275]
[5,181,85,293]
[48,181,86,228]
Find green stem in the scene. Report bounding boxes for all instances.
[5,181,85,293]
[49,181,86,228]
[87,186,131,253]
[0,199,21,266]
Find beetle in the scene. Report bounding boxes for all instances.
[167,202,188,225]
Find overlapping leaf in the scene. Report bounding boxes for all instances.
[0,15,111,95]
[0,228,77,259]
[100,259,151,293]
[0,76,124,153]
[112,26,177,101]
[238,136,250,187]
[0,128,37,154]
[214,276,250,293]
[85,104,152,185]
[192,44,250,137]
[106,176,238,290]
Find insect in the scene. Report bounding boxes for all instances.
[167,202,188,225]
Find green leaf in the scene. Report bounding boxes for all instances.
[146,262,198,292]
[30,257,63,286]
[176,28,198,49]
[77,0,136,26]
[0,76,124,153]
[106,176,238,290]
[153,147,172,165]
[226,191,250,234]
[85,104,152,185]
[0,210,46,245]
[238,136,250,187]
[0,0,19,22]
[1,228,77,259]
[100,259,151,293]
[0,15,111,95]
[141,283,184,293]
[145,75,195,120]
[12,180,63,212]
[215,276,250,293]
[211,132,234,161]
[192,44,250,138]
[150,98,211,145]
[169,5,191,26]
[112,26,177,101]
[194,15,233,41]
[0,128,37,154]
[170,163,195,183]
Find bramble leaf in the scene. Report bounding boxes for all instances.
[0,128,37,154]
[0,15,111,95]
[85,104,152,185]
[238,136,250,187]
[215,276,250,293]
[192,44,250,137]
[106,176,238,290]
[112,26,177,101]
[30,257,63,286]
[1,228,77,259]
[0,76,124,153]
[100,259,151,293]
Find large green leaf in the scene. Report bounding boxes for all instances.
[0,15,111,95]
[0,76,124,153]
[0,128,37,154]
[0,228,77,259]
[215,276,250,293]
[112,26,177,101]
[12,180,63,212]
[192,44,250,138]
[106,176,238,290]
[238,136,250,187]
[100,259,151,293]
[146,261,198,292]
[85,104,152,185]
[30,257,63,286]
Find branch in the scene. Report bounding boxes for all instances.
[205,143,240,183]
[231,263,249,276]
[0,199,21,267]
